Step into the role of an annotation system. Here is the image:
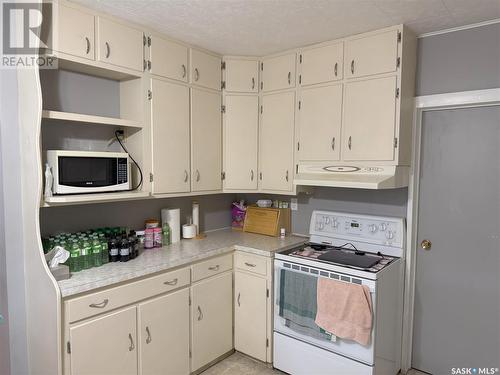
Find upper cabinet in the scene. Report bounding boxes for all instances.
[261,53,296,92]
[57,4,95,60]
[299,43,343,86]
[191,49,222,91]
[345,29,399,79]
[97,17,144,72]
[150,36,188,82]
[223,59,259,93]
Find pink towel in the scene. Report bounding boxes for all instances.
[315,277,373,346]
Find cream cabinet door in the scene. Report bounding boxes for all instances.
[300,43,343,85]
[234,271,267,362]
[97,17,144,72]
[261,53,296,92]
[191,272,233,372]
[150,36,188,82]
[191,88,222,192]
[342,76,397,161]
[191,49,222,91]
[345,29,399,79]
[69,306,137,375]
[260,91,295,191]
[151,79,191,194]
[57,4,95,60]
[138,289,190,375]
[298,84,342,161]
[224,59,259,93]
[223,95,259,190]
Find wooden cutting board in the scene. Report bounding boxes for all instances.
[243,207,281,236]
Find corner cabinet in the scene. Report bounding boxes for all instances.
[261,53,296,92]
[223,59,259,93]
[149,36,188,82]
[191,49,222,91]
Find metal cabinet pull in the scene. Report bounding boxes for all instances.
[181,64,186,78]
[194,68,199,81]
[196,169,200,182]
[250,169,254,181]
[89,299,109,308]
[184,170,189,182]
[287,72,291,85]
[145,326,152,344]
[163,278,178,286]
[208,265,220,271]
[237,292,241,307]
[105,42,110,58]
[348,136,352,150]
[285,170,289,182]
[128,333,135,351]
[350,60,354,75]
[334,62,338,77]
[331,137,335,151]
[251,77,255,90]
[197,306,203,321]
[244,262,256,267]
[85,37,90,54]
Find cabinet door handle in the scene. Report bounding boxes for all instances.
[128,333,135,351]
[89,299,109,308]
[182,64,187,78]
[250,169,254,181]
[287,71,291,85]
[184,170,189,183]
[331,137,335,151]
[251,77,255,90]
[208,264,220,271]
[237,292,241,307]
[196,169,200,182]
[194,68,199,81]
[145,326,152,344]
[244,262,256,267]
[350,60,354,75]
[105,42,110,58]
[285,170,289,182]
[348,136,352,150]
[163,278,178,286]
[197,306,203,321]
[85,37,91,54]
[334,62,338,77]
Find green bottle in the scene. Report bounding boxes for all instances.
[92,238,103,267]
[69,240,82,273]
[99,233,109,264]
[162,223,171,246]
[80,239,92,270]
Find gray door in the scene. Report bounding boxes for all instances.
[412,106,500,374]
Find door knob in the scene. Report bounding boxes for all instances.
[420,239,432,250]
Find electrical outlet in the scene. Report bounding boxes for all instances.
[290,198,298,211]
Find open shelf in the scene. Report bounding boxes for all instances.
[42,110,142,129]
[41,191,151,207]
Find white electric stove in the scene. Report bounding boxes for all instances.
[273,211,405,375]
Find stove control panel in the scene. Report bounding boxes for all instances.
[310,210,404,247]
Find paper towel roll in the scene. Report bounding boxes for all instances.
[182,224,196,239]
[161,208,180,243]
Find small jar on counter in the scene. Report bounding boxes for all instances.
[153,227,162,248]
[144,228,154,249]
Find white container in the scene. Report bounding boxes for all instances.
[192,201,199,235]
[161,208,181,243]
[182,224,196,239]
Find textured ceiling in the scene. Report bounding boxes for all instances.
[70,0,500,55]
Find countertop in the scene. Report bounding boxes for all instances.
[57,228,307,298]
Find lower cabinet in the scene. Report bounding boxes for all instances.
[69,306,138,375]
[191,271,233,372]
[138,288,190,375]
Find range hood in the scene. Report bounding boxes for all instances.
[294,164,410,189]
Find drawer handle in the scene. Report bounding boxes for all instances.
[237,292,241,307]
[85,37,90,54]
[350,59,354,75]
[163,278,178,286]
[89,299,109,309]
[145,326,152,344]
[128,333,135,351]
[244,262,256,268]
[197,306,203,321]
[105,42,110,58]
[251,77,255,90]
[208,265,220,271]
[287,71,291,85]
[182,64,187,78]
[334,62,338,77]
[194,68,200,81]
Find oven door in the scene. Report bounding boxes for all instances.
[273,258,376,365]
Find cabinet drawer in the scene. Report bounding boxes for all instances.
[235,252,267,276]
[191,254,233,282]
[66,267,190,323]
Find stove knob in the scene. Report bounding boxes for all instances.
[386,231,394,240]
[369,224,377,233]
[379,223,387,231]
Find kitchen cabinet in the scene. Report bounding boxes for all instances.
[138,289,190,375]
[224,59,259,93]
[191,88,222,192]
[97,17,144,72]
[298,84,342,161]
[191,49,222,91]
[299,43,343,86]
[342,75,397,161]
[223,95,259,190]
[151,79,190,194]
[150,36,188,82]
[57,4,95,60]
[191,271,233,372]
[69,306,137,375]
[260,91,295,192]
[345,29,399,79]
[261,53,296,92]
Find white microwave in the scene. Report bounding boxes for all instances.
[47,150,131,195]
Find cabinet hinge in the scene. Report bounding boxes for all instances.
[260,81,263,90]
[189,350,192,358]
[147,60,151,71]
[397,31,402,42]
[394,138,398,148]
[395,87,400,98]
[297,142,300,151]
[260,62,263,71]
[189,296,191,306]
[67,341,71,354]
[143,34,147,46]
[396,57,401,68]
[296,164,298,174]
[147,90,152,100]
[221,105,226,113]
[221,81,226,90]
[149,173,154,182]
[147,36,152,46]
[298,100,301,110]
[221,171,226,180]
[260,105,263,114]
[299,54,302,64]
[259,172,263,180]
[266,338,269,347]
[266,288,269,298]
[221,61,226,70]
[143,59,147,71]
[299,75,302,84]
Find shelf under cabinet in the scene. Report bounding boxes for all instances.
[42,110,142,129]
[41,191,151,207]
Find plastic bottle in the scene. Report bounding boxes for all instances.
[92,237,103,267]
[69,240,82,273]
[80,239,92,270]
[162,223,171,246]
[44,163,53,198]
[99,233,109,264]
[120,238,130,262]
[109,238,120,262]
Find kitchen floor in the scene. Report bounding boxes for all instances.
[201,352,429,375]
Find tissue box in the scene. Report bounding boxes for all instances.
[50,264,70,281]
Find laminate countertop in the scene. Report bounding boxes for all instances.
[57,228,307,298]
